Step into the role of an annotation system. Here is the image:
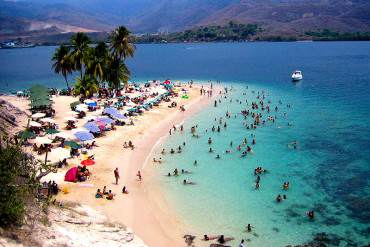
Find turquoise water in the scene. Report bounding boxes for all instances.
[1,42,370,246]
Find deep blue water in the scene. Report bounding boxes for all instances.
[1,42,370,246]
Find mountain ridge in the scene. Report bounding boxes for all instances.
[1,0,370,40]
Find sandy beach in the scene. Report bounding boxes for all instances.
[1,83,218,247]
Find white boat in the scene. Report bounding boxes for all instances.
[291,70,303,81]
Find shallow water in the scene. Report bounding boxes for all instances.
[1,42,370,246]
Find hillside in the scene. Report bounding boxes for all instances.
[1,0,370,41]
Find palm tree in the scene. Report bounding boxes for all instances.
[74,75,99,98]
[105,57,130,89]
[51,45,72,88]
[109,26,135,61]
[86,41,108,87]
[108,26,135,88]
[70,32,90,80]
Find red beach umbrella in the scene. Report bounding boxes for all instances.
[81,159,95,166]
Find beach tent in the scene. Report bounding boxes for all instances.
[74,131,94,142]
[64,167,77,182]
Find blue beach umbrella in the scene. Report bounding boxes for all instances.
[83,122,101,133]
[103,107,118,115]
[87,102,97,107]
[74,131,94,141]
[95,117,114,125]
[112,113,127,120]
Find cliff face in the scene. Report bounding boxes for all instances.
[0,204,148,247]
[0,98,28,136]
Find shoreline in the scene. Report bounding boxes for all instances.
[0,84,220,247]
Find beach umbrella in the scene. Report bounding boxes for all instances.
[65,116,77,122]
[55,132,74,140]
[46,128,59,135]
[85,116,96,121]
[31,112,46,119]
[83,122,100,133]
[46,147,70,163]
[84,99,95,104]
[74,131,94,142]
[18,130,36,139]
[81,159,95,166]
[95,117,114,125]
[84,99,97,107]
[111,113,127,120]
[67,111,79,116]
[103,107,118,115]
[40,117,55,124]
[64,141,82,149]
[29,121,42,127]
[34,136,53,145]
[87,102,97,107]
[75,104,88,112]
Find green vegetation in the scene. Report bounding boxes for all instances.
[51,26,135,96]
[135,21,261,43]
[0,137,52,228]
[305,29,370,41]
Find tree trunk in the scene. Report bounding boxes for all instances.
[64,76,69,89]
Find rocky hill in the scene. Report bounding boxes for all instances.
[1,0,370,40]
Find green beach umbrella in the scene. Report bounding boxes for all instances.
[17,130,36,139]
[64,141,82,149]
[46,128,60,135]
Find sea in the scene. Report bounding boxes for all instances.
[1,42,369,246]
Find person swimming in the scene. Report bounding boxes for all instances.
[170,148,175,154]
[307,210,315,219]
[216,154,220,159]
[194,160,198,166]
[173,168,179,176]
[276,194,282,202]
[183,179,195,185]
[209,147,213,153]
[208,137,212,145]
[283,182,290,190]
[246,224,253,232]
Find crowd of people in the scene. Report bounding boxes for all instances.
[151,85,316,246]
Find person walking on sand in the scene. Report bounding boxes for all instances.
[137,170,142,181]
[114,168,120,185]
